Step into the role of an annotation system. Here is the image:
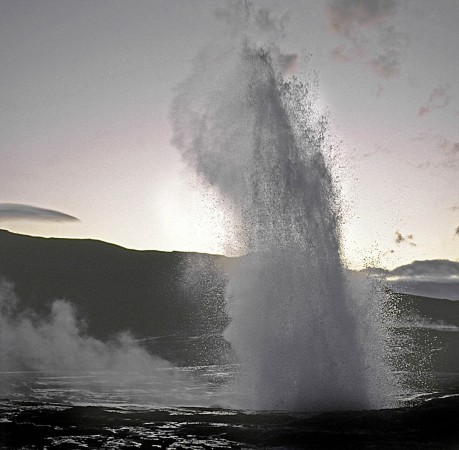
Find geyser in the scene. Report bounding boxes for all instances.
[171,4,398,411]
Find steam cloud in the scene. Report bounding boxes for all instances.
[0,279,169,374]
[0,203,79,222]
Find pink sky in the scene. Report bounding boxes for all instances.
[0,0,457,270]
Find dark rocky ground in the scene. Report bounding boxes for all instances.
[1,396,458,449]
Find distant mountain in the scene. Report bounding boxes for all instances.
[0,230,230,361]
[1,230,457,368]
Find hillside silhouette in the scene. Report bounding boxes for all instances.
[1,229,457,368]
[0,230,232,364]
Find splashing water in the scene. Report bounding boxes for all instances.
[171,5,400,411]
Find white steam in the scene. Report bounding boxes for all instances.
[0,279,169,374]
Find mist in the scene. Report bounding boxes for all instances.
[0,279,169,374]
[0,278,205,407]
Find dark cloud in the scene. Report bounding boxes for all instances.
[368,51,399,78]
[395,231,416,246]
[327,0,408,79]
[361,259,459,300]
[361,260,459,283]
[0,204,79,222]
[367,26,407,78]
[327,0,396,36]
[390,260,459,281]
[418,85,452,117]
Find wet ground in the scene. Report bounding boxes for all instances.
[1,325,458,449]
[1,395,458,449]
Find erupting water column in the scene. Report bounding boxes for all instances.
[171,26,397,410]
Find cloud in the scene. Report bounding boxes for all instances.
[388,260,459,282]
[361,259,459,300]
[327,0,408,78]
[327,0,397,36]
[367,51,399,78]
[395,231,416,246]
[366,26,407,78]
[0,203,79,222]
[417,85,452,117]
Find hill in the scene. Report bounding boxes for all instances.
[1,230,457,369]
[0,230,231,363]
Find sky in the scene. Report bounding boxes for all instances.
[0,0,458,270]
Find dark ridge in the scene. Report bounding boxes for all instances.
[1,230,458,368]
[0,229,232,364]
[388,290,459,327]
